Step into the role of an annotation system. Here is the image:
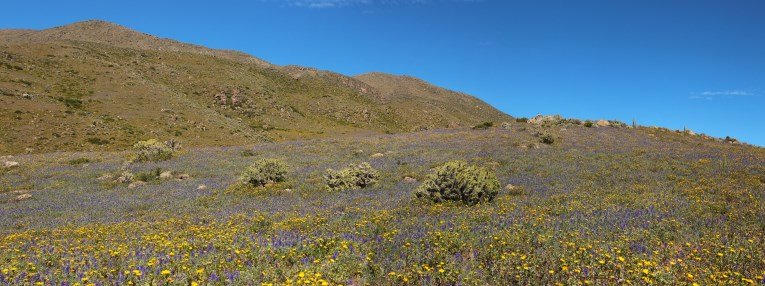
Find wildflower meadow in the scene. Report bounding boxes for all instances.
[1,126,763,285]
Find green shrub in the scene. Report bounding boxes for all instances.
[349,162,379,188]
[240,159,288,187]
[115,171,134,184]
[324,169,356,192]
[58,97,83,109]
[724,136,738,143]
[415,161,500,205]
[516,117,529,123]
[324,162,379,192]
[583,121,594,128]
[240,150,258,157]
[135,168,163,183]
[68,158,91,165]
[86,138,110,145]
[133,139,175,162]
[539,133,555,145]
[472,122,493,130]
[608,120,627,128]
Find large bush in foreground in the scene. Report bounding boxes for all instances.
[133,139,175,162]
[324,162,379,191]
[415,161,500,205]
[240,159,288,187]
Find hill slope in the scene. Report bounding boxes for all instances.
[355,72,509,130]
[0,20,511,154]
[0,126,763,284]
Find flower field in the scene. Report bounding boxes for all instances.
[1,126,764,285]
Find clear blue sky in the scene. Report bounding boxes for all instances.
[2,0,764,146]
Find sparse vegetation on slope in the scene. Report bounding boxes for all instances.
[0,19,762,286]
[355,73,510,132]
[1,127,762,285]
[0,20,510,154]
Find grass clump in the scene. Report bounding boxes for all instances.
[539,133,556,145]
[133,139,175,162]
[134,168,163,183]
[240,149,258,157]
[239,159,288,187]
[324,162,380,192]
[472,121,494,130]
[86,138,110,145]
[58,97,83,109]
[67,158,91,165]
[415,160,500,206]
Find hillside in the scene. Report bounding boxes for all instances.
[1,125,763,284]
[355,72,509,130]
[0,20,511,154]
[2,20,764,286]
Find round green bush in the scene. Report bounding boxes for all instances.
[240,159,288,187]
[133,139,175,162]
[323,168,356,192]
[348,162,379,188]
[415,161,500,205]
[324,162,379,191]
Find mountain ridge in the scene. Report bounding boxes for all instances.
[0,20,511,154]
[0,19,274,67]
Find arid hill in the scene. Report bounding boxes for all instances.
[0,20,510,154]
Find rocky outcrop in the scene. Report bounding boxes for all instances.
[3,161,19,169]
[213,89,244,108]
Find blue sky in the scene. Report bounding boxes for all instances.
[2,0,764,146]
